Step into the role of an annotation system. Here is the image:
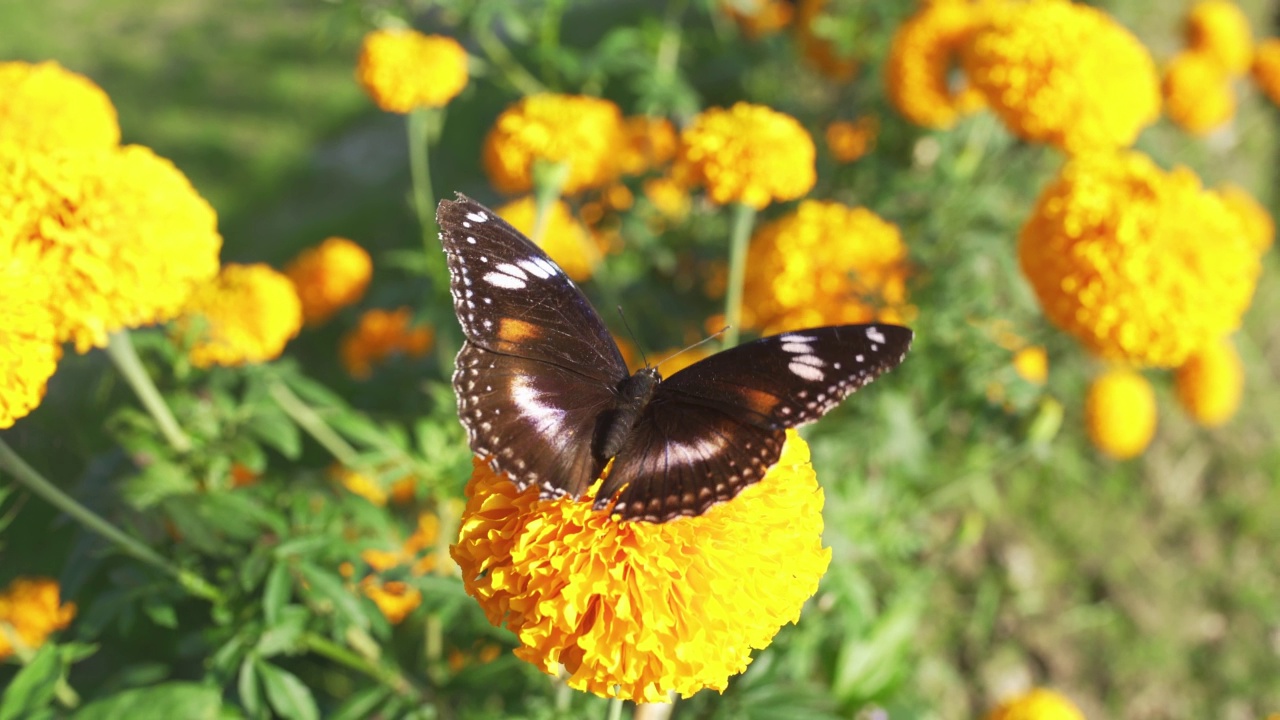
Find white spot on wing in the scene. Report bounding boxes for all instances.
[518,259,552,279]
[866,326,887,344]
[494,263,528,280]
[663,436,728,466]
[791,354,825,367]
[511,377,565,439]
[466,211,489,223]
[532,258,559,277]
[483,271,526,289]
[780,334,815,342]
[789,361,825,382]
[781,343,812,354]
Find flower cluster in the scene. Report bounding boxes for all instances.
[182,264,303,368]
[451,431,830,702]
[825,116,878,163]
[356,29,469,113]
[340,307,434,379]
[1175,338,1244,427]
[496,197,602,282]
[886,0,987,128]
[1185,0,1253,75]
[0,577,76,660]
[484,94,625,195]
[0,61,120,154]
[347,511,443,623]
[986,688,1085,720]
[285,236,373,326]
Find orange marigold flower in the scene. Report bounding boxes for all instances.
[483,94,625,195]
[1162,51,1235,134]
[1251,38,1280,107]
[285,236,373,326]
[0,577,76,660]
[643,177,692,222]
[1086,369,1157,460]
[1175,337,1244,427]
[1019,151,1259,367]
[986,688,1086,720]
[0,143,222,352]
[451,430,830,703]
[1185,0,1253,76]
[332,464,419,506]
[182,264,302,368]
[360,511,441,576]
[0,247,60,429]
[1013,346,1048,385]
[340,307,434,379]
[795,0,859,81]
[361,580,422,624]
[740,200,912,334]
[619,116,678,176]
[495,196,602,282]
[962,0,1160,154]
[230,463,260,488]
[673,103,815,209]
[0,61,119,154]
[356,29,468,113]
[1215,184,1274,254]
[885,0,988,128]
[722,0,795,38]
[825,116,878,163]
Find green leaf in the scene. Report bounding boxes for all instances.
[144,600,179,629]
[262,563,291,626]
[237,658,263,719]
[255,606,308,657]
[296,562,370,631]
[71,682,221,720]
[245,405,301,459]
[255,662,319,720]
[329,686,392,720]
[0,644,61,720]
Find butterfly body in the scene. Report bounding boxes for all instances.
[438,193,912,523]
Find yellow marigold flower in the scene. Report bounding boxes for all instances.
[643,177,692,222]
[333,465,389,506]
[987,688,1086,720]
[1019,151,1259,367]
[1215,184,1274,254]
[451,430,830,703]
[0,61,119,154]
[183,264,302,368]
[1186,0,1253,76]
[356,29,468,113]
[1251,38,1280,108]
[360,512,440,576]
[1175,337,1244,427]
[619,116,678,176]
[0,249,60,429]
[1013,345,1048,385]
[825,116,878,163]
[673,103,815,209]
[483,94,625,196]
[795,0,859,81]
[1085,368,1157,460]
[285,237,372,326]
[340,307,434,380]
[361,579,422,624]
[722,0,794,38]
[885,0,988,129]
[496,197,602,282]
[0,144,222,352]
[740,200,912,334]
[1162,51,1235,134]
[0,577,76,660]
[962,0,1160,154]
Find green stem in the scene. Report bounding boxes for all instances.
[301,631,424,701]
[105,330,191,453]
[655,0,689,82]
[722,203,757,348]
[265,380,361,468]
[0,438,222,604]
[474,12,546,97]
[606,697,625,720]
[539,0,568,88]
[408,108,440,268]
[531,159,571,245]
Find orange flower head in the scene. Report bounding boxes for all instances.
[987,688,1086,720]
[673,103,815,209]
[1162,50,1235,134]
[356,29,468,112]
[1250,38,1280,108]
[1185,0,1253,75]
[1085,369,1157,460]
[1175,337,1244,427]
[483,94,625,196]
[0,577,76,660]
[182,264,303,368]
[340,307,434,379]
[885,0,989,128]
[285,237,373,326]
[825,117,878,163]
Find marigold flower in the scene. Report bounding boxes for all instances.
[1185,0,1253,75]
[643,177,692,222]
[1013,346,1048,385]
[885,0,988,128]
[230,463,260,488]
[340,307,434,379]
[962,0,1160,154]
[673,103,815,209]
[722,0,794,38]
[356,29,469,113]
[795,0,858,81]
[0,61,119,154]
[1162,51,1235,134]
[619,116,678,176]
[0,249,60,429]
[1251,38,1280,107]
[495,197,602,282]
[1215,184,1274,254]
[0,143,222,352]
[360,511,441,577]
[183,264,303,368]
[986,688,1086,720]
[740,200,912,334]
[333,464,418,506]
[1085,369,1157,460]
[285,237,373,326]
[361,580,422,624]
[483,94,625,195]
[451,430,831,703]
[0,577,76,660]
[1174,338,1244,427]
[1019,151,1259,367]
[825,116,878,163]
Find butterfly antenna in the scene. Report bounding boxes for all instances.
[654,326,730,371]
[616,306,651,369]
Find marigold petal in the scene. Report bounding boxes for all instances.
[1162,50,1235,134]
[1185,0,1254,75]
[182,263,302,368]
[1174,337,1244,427]
[0,61,119,154]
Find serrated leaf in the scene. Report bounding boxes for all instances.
[0,644,61,720]
[255,662,318,720]
[71,682,220,720]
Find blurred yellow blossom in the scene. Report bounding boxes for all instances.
[825,117,878,163]
[722,0,794,38]
[332,464,418,506]
[619,116,678,176]
[643,177,692,222]
[496,197,602,282]
[1215,184,1274,254]
[361,580,422,624]
[0,577,76,660]
[451,430,829,703]
[886,0,988,128]
[285,237,373,326]
[673,103,815,209]
[183,264,303,368]
[1175,338,1244,427]
[1252,38,1280,107]
[0,248,60,429]
[962,0,1160,154]
[483,94,625,195]
[356,29,468,113]
[1086,369,1157,460]
[1163,51,1235,134]
[986,688,1086,720]
[340,307,434,379]
[1185,0,1253,75]
[0,61,119,154]
[1013,346,1048,385]
[1019,151,1258,367]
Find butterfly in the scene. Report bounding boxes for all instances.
[437,193,912,523]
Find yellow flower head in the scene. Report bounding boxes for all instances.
[332,464,418,506]
[0,577,76,660]
[1215,184,1274,254]
[285,236,373,326]
[1013,345,1048,385]
[0,61,119,154]
[962,0,1160,154]
[450,430,831,703]
[1162,50,1235,134]
[643,176,692,222]
[795,0,859,81]
[619,116,678,176]
[1085,368,1157,460]
[1019,151,1259,367]
[361,580,423,624]
[0,247,60,429]
[885,0,988,128]
[825,116,878,163]
[1175,337,1244,427]
[494,196,602,282]
[1185,0,1253,76]
[721,0,795,39]
[1251,38,1280,108]
[673,103,815,209]
[986,688,1086,720]
[740,200,912,334]
[483,94,625,196]
[0,143,222,352]
[183,264,302,368]
[340,307,434,380]
[356,29,469,113]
